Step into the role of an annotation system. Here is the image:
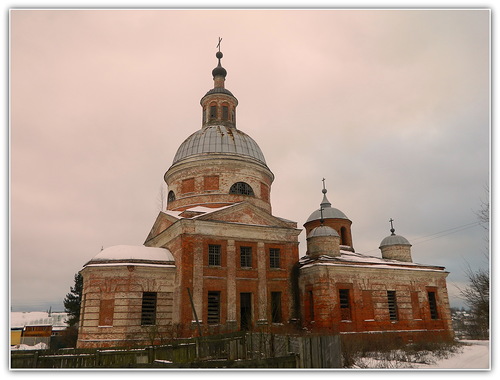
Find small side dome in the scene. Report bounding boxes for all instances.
[306,207,349,223]
[307,225,339,239]
[86,245,175,266]
[379,234,411,248]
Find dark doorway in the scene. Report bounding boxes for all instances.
[240,293,252,330]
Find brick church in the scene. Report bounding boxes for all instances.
[76,47,454,348]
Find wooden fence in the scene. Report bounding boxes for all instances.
[11,331,341,369]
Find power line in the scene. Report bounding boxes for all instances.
[360,220,482,255]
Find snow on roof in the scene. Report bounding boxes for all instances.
[300,250,446,272]
[163,204,235,220]
[87,245,175,264]
[11,312,69,329]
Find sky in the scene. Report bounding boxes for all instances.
[8,6,490,312]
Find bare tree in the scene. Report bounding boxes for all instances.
[459,186,489,339]
[157,183,167,211]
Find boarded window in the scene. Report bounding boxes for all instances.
[208,244,221,266]
[308,290,315,321]
[271,292,282,323]
[204,175,219,191]
[207,291,220,324]
[269,248,280,269]
[181,178,195,194]
[99,299,114,326]
[240,246,252,268]
[428,291,439,320]
[362,290,375,320]
[141,292,157,326]
[387,291,398,321]
[339,289,352,321]
[411,291,422,319]
[229,182,254,196]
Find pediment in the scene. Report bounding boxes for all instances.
[195,202,296,228]
[145,211,178,242]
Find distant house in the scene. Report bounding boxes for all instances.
[10,311,69,348]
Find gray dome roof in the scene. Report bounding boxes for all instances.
[172,125,267,165]
[307,225,339,239]
[379,234,412,248]
[306,206,349,223]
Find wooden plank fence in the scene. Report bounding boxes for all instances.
[11,331,341,369]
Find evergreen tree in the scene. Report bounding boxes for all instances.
[63,273,83,327]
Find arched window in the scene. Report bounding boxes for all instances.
[340,226,348,245]
[222,104,229,120]
[210,104,217,120]
[167,191,176,203]
[229,182,254,196]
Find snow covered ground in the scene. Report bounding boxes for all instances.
[415,340,489,370]
[354,340,489,370]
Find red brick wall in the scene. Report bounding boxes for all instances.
[299,265,454,340]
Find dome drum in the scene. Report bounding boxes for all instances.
[164,155,273,213]
[379,234,413,262]
[304,218,353,250]
[306,226,341,258]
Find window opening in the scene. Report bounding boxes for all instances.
[428,291,439,319]
[240,293,252,330]
[229,182,254,196]
[222,105,229,120]
[208,244,221,266]
[240,246,252,268]
[271,292,282,323]
[210,105,217,120]
[141,292,157,326]
[207,291,221,324]
[387,291,398,321]
[167,190,176,203]
[339,289,352,321]
[269,248,280,269]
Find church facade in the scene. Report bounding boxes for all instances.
[76,49,453,348]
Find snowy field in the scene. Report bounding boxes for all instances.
[415,340,489,370]
[353,340,489,370]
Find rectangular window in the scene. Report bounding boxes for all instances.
[208,244,221,266]
[207,291,221,324]
[271,291,282,323]
[270,248,280,269]
[240,246,252,268]
[99,299,114,326]
[387,291,398,321]
[141,292,157,326]
[339,289,352,321]
[428,291,439,319]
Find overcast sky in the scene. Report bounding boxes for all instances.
[9,8,490,311]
